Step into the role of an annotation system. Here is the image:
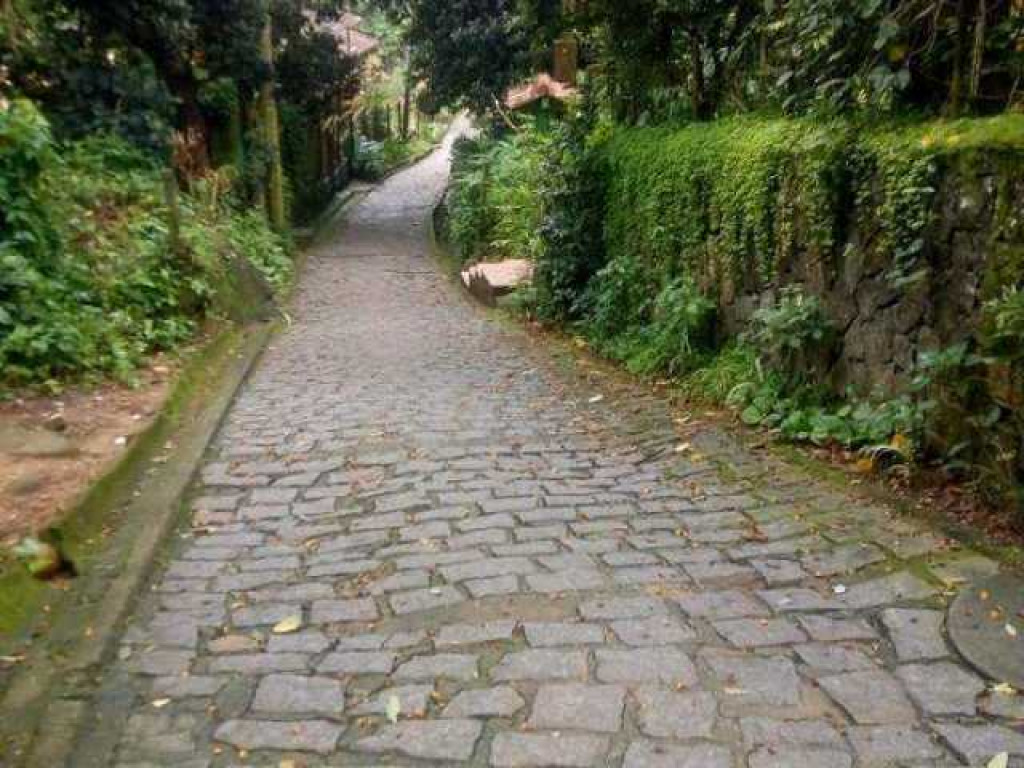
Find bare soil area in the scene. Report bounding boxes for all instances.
[0,361,176,547]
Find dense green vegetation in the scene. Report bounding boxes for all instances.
[388,0,1022,120]
[448,110,1024,508]
[422,0,1023,513]
[0,99,290,390]
[1,0,446,391]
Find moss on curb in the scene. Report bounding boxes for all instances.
[0,325,243,638]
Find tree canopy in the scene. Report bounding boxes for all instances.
[372,0,1023,120]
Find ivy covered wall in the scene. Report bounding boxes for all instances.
[589,116,1024,396]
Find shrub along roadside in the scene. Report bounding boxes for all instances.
[0,99,292,393]
[446,122,555,265]
[446,112,1024,512]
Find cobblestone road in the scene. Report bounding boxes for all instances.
[87,127,1024,767]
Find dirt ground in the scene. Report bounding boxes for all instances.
[0,360,176,547]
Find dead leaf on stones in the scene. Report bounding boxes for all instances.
[385,695,401,723]
[988,753,1009,768]
[272,615,302,634]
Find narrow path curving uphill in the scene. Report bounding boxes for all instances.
[81,123,1023,767]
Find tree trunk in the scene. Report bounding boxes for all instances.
[2,0,16,43]
[259,11,287,232]
[948,0,976,115]
[401,76,412,140]
[689,33,708,119]
[969,0,987,103]
[170,73,211,175]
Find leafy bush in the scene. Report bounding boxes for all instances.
[0,100,291,391]
[745,286,835,389]
[446,124,553,265]
[533,112,609,323]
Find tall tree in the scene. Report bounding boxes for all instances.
[67,0,268,168]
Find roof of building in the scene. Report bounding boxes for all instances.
[505,73,577,110]
[302,10,380,58]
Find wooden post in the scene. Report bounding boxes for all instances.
[1,0,16,43]
[227,96,245,171]
[259,10,287,231]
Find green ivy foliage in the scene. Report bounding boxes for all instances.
[448,110,1024,504]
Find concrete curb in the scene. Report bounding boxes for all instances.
[0,322,272,767]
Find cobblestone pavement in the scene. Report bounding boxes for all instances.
[86,126,1024,767]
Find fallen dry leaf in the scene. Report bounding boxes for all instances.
[272,615,303,634]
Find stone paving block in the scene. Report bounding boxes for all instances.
[449,530,510,550]
[443,686,524,718]
[634,687,716,739]
[356,719,482,762]
[466,575,520,597]
[739,717,843,748]
[801,544,886,577]
[981,690,1024,720]
[526,569,606,593]
[208,634,260,654]
[267,630,330,654]
[932,722,1024,764]
[231,603,298,628]
[579,596,665,620]
[757,587,840,613]
[317,650,396,675]
[621,741,732,768]
[214,719,342,754]
[436,620,517,647]
[747,747,852,768]
[793,643,877,672]
[610,614,696,646]
[251,674,345,715]
[613,565,689,585]
[441,557,537,583]
[895,661,985,715]
[538,553,597,571]
[245,582,334,603]
[490,732,610,767]
[879,608,949,661]
[703,651,801,708]
[135,650,194,676]
[367,569,429,595]
[151,676,225,698]
[516,524,568,541]
[207,653,309,674]
[394,653,479,681]
[524,622,606,647]
[817,670,917,724]
[310,598,378,624]
[837,571,938,610]
[713,617,806,647]
[594,647,697,686]
[351,684,433,717]
[389,585,465,614]
[493,540,561,557]
[527,683,625,733]
[492,649,588,681]
[846,725,948,765]
[676,590,769,618]
[797,615,878,642]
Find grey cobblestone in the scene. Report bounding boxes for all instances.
[490,732,609,767]
[82,129,1012,768]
